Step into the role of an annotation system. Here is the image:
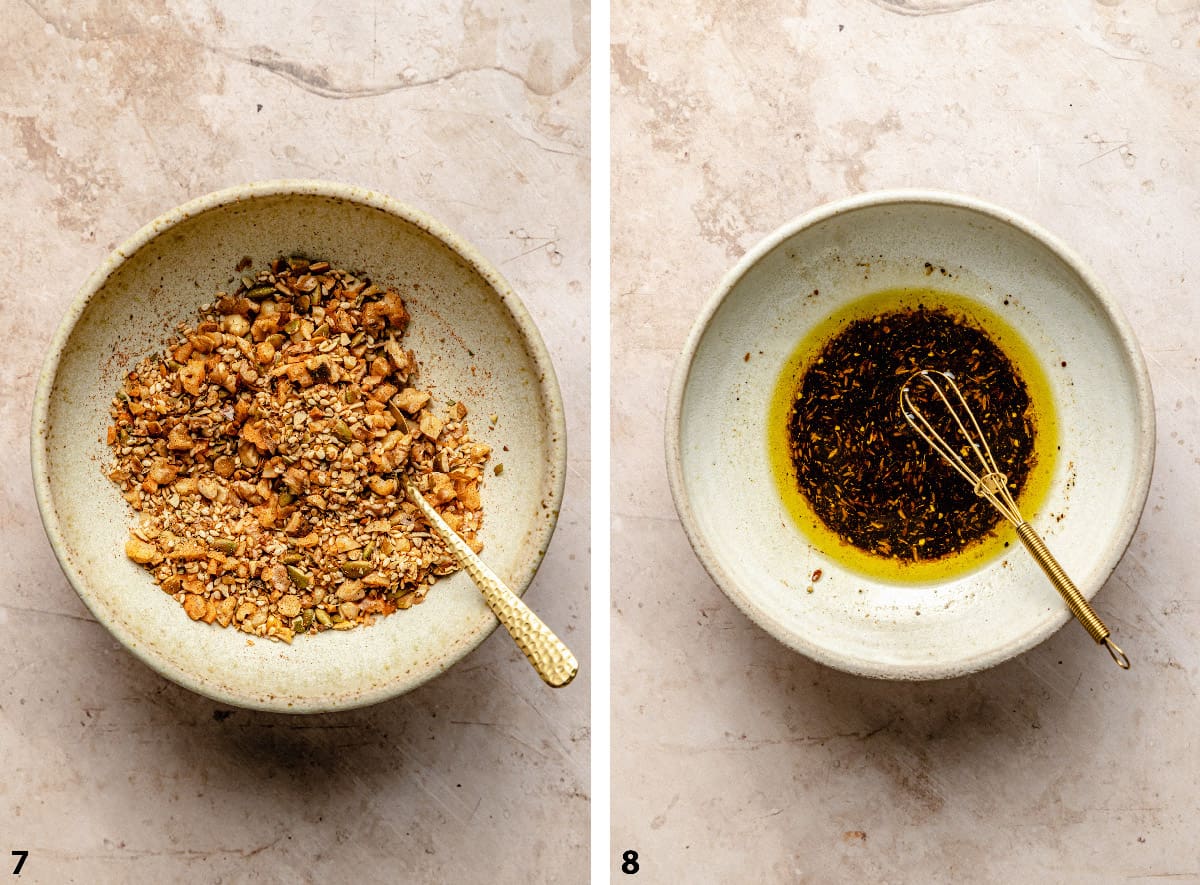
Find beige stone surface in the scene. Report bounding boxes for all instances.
[0,1,588,882]
[613,1,1199,881]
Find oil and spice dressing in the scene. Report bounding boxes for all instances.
[767,288,1058,583]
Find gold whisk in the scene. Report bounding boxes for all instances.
[899,369,1130,669]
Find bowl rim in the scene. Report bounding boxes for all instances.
[665,188,1155,680]
[30,178,568,711]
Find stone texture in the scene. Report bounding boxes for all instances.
[0,1,588,881]
[613,1,1199,881]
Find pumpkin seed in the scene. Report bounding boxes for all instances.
[340,560,372,578]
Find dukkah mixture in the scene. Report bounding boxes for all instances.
[785,306,1037,562]
[105,257,491,643]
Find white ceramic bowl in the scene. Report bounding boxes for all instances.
[667,190,1154,679]
[32,180,566,711]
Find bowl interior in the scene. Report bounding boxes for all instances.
[673,196,1152,679]
[35,186,564,710]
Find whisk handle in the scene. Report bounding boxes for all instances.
[1015,522,1130,669]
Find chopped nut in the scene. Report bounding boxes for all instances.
[125,537,162,565]
[237,440,260,468]
[222,315,251,337]
[368,475,398,497]
[428,473,457,505]
[183,594,207,620]
[147,459,178,485]
[216,597,238,627]
[262,563,291,596]
[278,594,302,618]
[336,580,366,602]
[170,539,207,561]
[392,388,430,414]
[240,419,276,454]
[167,424,193,451]
[419,411,443,440]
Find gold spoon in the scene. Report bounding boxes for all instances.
[401,475,579,687]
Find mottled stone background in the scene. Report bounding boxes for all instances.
[0,1,588,882]
[613,0,1199,881]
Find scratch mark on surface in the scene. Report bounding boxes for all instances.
[0,603,96,624]
[866,0,996,16]
[1080,142,1131,167]
[449,720,551,761]
[503,239,559,264]
[215,45,582,100]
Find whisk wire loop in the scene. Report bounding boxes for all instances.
[899,370,1021,525]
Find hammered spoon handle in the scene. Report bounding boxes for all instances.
[401,476,578,687]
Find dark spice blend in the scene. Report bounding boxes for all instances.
[785,307,1037,562]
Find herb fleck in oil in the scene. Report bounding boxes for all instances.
[767,288,1058,583]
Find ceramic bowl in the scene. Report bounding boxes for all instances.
[32,180,566,711]
[667,190,1154,679]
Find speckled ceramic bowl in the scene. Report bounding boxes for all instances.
[667,190,1154,679]
[32,180,566,711]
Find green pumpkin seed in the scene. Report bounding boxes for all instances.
[340,560,372,578]
[286,565,312,589]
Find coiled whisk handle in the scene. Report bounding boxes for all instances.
[1015,522,1130,669]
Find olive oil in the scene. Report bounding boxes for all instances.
[767,288,1058,583]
